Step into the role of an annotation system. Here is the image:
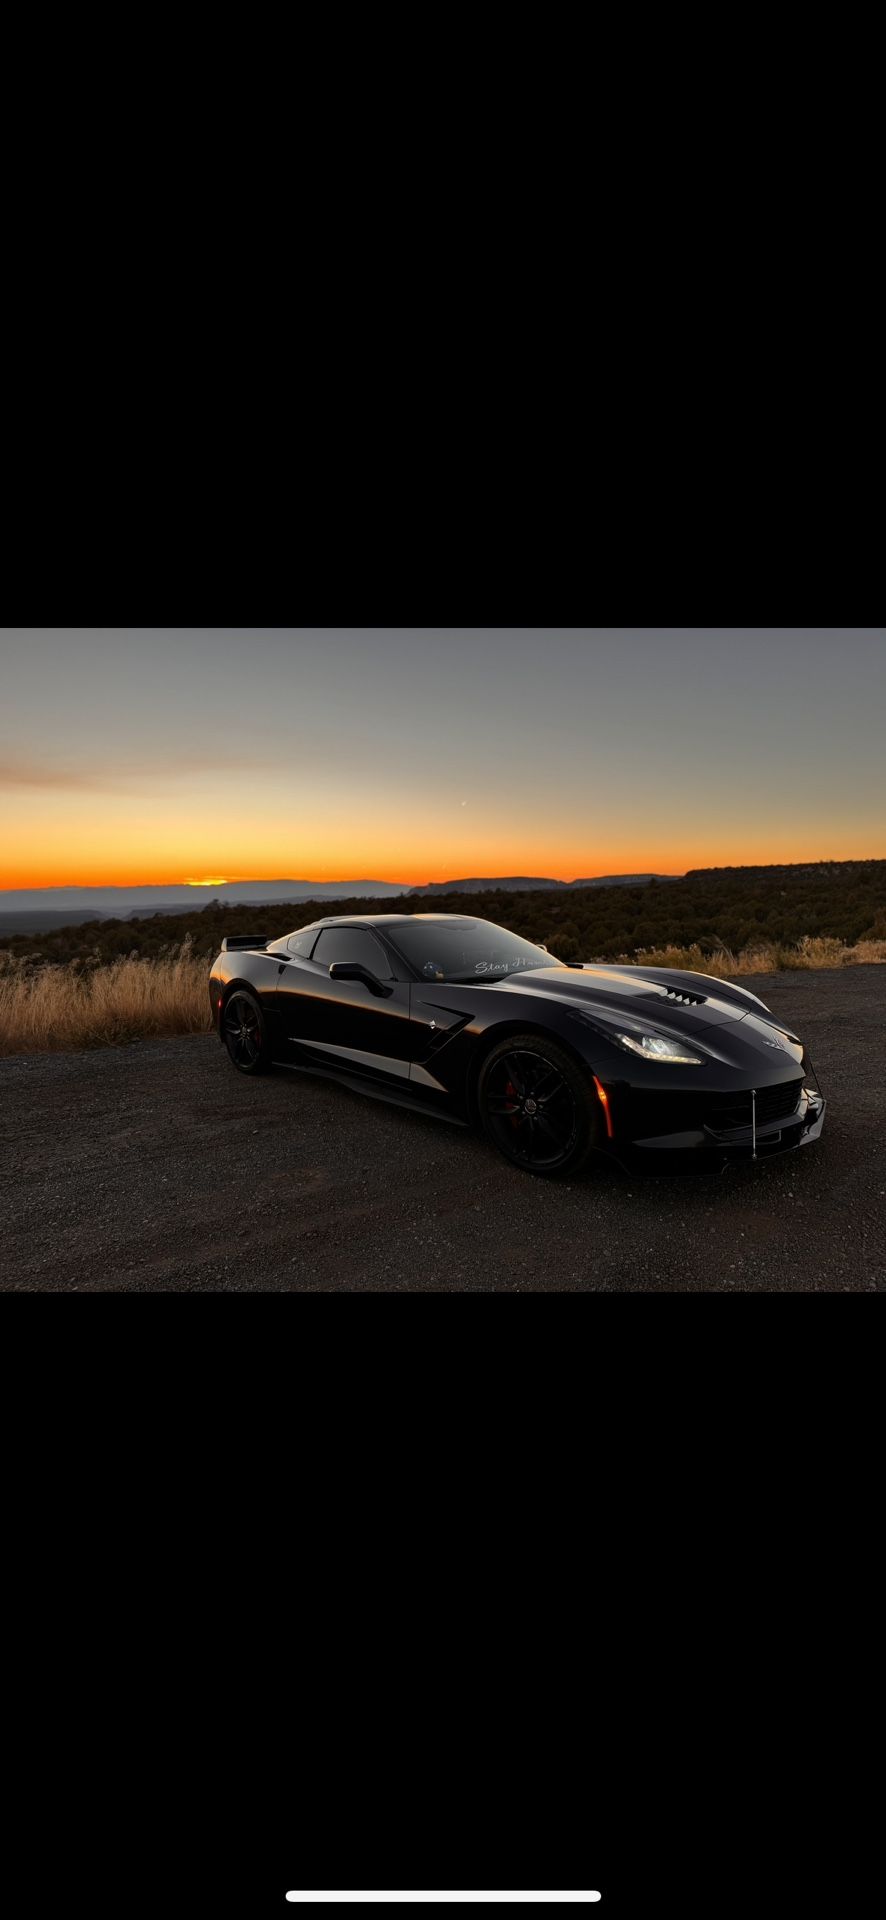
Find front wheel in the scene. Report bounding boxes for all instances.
[222,989,273,1074]
[477,1033,602,1177]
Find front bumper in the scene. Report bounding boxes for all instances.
[606,1087,826,1175]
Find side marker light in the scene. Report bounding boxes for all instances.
[593,1075,614,1139]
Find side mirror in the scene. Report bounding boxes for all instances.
[328,961,393,998]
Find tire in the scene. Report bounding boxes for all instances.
[477,1032,602,1177]
[222,988,274,1075]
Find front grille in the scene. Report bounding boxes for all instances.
[706,1079,804,1134]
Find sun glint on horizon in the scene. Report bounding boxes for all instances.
[1,628,884,893]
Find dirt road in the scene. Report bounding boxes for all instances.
[1,968,883,1290]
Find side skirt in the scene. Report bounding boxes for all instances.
[271,1057,470,1127]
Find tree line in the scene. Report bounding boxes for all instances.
[3,860,886,968]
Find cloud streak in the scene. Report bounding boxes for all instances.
[0,750,267,791]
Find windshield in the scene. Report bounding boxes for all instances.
[390,919,559,983]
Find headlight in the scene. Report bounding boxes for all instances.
[613,1030,704,1064]
[565,1008,709,1064]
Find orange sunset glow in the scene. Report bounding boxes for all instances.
[2,813,881,895]
[2,627,884,898]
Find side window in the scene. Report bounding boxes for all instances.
[312,928,395,979]
[287,927,319,957]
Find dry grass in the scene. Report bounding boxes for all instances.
[1,933,885,1058]
[621,936,886,976]
[0,938,211,1056]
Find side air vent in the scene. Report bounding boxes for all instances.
[660,987,706,1007]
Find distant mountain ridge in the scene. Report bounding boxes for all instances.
[0,880,407,911]
[2,862,878,939]
[0,879,410,935]
[0,871,676,929]
[409,873,674,895]
[0,872,673,935]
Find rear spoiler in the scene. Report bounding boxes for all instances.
[221,935,271,952]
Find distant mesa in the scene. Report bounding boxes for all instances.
[409,876,561,894]
[0,871,677,936]
[409,873,676,894]
[0,878,410,937]
[4,861,875,941]
[0,871,661,936]
[568,873,673,887]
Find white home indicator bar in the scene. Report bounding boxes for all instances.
[285,1898,602,1906]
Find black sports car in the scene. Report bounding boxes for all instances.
[209,913,826,1177]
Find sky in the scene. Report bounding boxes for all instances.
[1,628,883,889]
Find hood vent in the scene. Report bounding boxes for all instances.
[659,987,707,1007]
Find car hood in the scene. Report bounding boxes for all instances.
[494,965,763,1035]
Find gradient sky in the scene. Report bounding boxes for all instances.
[1,628,883,888]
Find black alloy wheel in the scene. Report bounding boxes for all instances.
[478,1033,601,1177]
[222,990,272,1074]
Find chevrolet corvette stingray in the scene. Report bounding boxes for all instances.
[209,913,826,1176]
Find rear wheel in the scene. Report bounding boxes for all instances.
[477,1033,602,1177]
[222,989,273,1074]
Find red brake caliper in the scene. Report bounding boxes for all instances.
[505,1079,519,1126]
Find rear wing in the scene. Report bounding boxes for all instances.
[221,935,271,952]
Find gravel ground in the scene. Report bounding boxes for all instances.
[1,967,884,1291]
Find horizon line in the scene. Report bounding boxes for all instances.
[0,872,683,894]
[3,855,885,897]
